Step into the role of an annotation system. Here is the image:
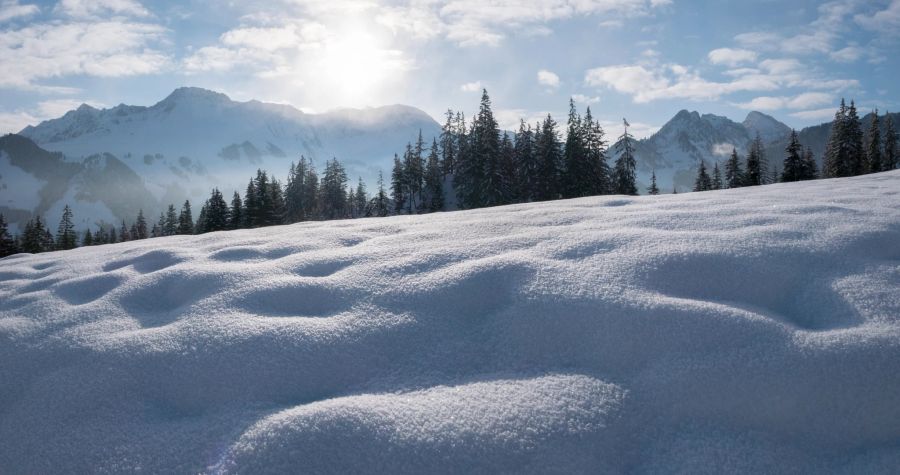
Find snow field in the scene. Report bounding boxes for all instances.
[1,171,900,473]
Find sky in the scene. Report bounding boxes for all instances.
[1,0,898,139]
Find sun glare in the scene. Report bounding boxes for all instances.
[314,30,400,107]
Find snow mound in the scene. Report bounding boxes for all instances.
[2,172,900,473]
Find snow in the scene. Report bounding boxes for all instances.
[2,171,900,473]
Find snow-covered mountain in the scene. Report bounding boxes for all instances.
[2,171,900,472]
[5,87,441,231]
[614,110,791,192]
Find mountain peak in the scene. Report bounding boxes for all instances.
[156,87,232,107]
[742,111,791,142]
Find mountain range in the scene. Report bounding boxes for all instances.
[2,87,894,232]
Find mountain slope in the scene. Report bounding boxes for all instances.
[5,88,441,230]
[2,171,900,472]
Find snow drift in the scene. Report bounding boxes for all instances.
[2,172,900,473]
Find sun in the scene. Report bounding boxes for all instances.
[314,30,404,107]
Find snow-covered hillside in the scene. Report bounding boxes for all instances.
[2,172,900,473]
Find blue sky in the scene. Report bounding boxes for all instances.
[1,0,898,138]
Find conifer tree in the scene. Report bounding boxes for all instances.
[368,171,390,217]
[204,188,229,232]
[745,133,767,186]
[865,109,883,173]
[781,129,805,182]
[164,205,178,235]
[614,119,638,195]
[725,148,744,188]
[647,170,660,195]
[712,162,723,190]
[424,139,444,212]
[884,113,898,171]
[0,214,17,257]
[802,146,818,180]
[244,178,258,227]
[229,191,244,229]
[824,99,849,178]
[440,109,457,175]
[135,209,148,239]
[402,143,421,212]
[81,229,93,247]
[562,98,587,198]
[846,100,865,176]
[268,178,285,225]
[118,219,130,243]
[693,160,712,192]
[582,106,610,195]
[354,177,369,218]
[514,119,537,202]
[106,227,116,245]
[56,205,77,250]
[177,200,193,235]
[43,226,56,250]
[320,158,348,220]
[129,223,138,240]
[21,218,40,253]
[391,154,407,214]
[195,204,208,234]
[534,114,563,200]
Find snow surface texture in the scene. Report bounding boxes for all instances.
[2,172,900,473]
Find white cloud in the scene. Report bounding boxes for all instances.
[735,92,832,111]
[376,0,670,46]
[0,21,170,91]
[830,45,864,62]
[571,94,600,104]
[537,69,560,88]
[55,0,150,18]
[711,143,735,157]
[790,107,838,121]
[460,80,483,92]
[855,0,900,34]
[0,0,39,22]
[707,48,757,66]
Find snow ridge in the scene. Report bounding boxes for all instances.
[2,172,900,473]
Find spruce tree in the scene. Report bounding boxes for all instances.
[846,100,865,176]
[802,146,818,180]
[424,139,445,212]
[177,200,193,235]
[354,177,369,218]
[195,204,208,234]
[56,205,77,250]
[391,154,407,214]
[781,129,805,182]
[368,171,390,217]
[514,119,537,202]
[440,109,457,175]
[582,107,610,195]
[693,160,712,192]
[725,148,744,188]
[118,219,130,243]
[164,204,178,235]
[712,162,723,190]
[204,188,229,232]
[884,113,898,171]
[613,119,638,195]
[865,109,883,173]
[81,229,93,247]
[534,114,563,200]
[320,158,348,220]
[129,223,138,240]
[0,214,17,257]
[229,191,244,229]
[268,178,285,225]
[647,170,660,195]
[135,209,148,239]
[745,133,766,186]
[824,99,849,178]
[244,178,258,227]
[562,98,586,198]
[43,226,56,251]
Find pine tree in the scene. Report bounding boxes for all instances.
[865,109,883,173]
[93,226,106,245]
[781,129,805,182]
[118,219,130,243]
[268,178,285,225]
[440,109,457,175]
[204,188,230,232]
[424,139,445,212]
[43,226,56,251]
[177,200,193,235]
[884,113,898,170]
[195,204,208,234]
[846,100,865,176]
[582,107,610,195]
[368,171,390,217]
[725,148,744,188]
[244,178,258,227]
[164,204,178,235]
[106,226,116,245]
[824,99,849,178]
[802,146,818,180]
[402,143,420,213]
[21,218,39,253]
[562,98,586,198]
[229,191,244,229]
[56,205,77,250]
[534,114,563,201]
[320,158,348,220]
[693,160,712,192]
[712,162,723,190]
[81,229,93,247]
[135,209,148,239]
[745,133,767,186]
[129,223,138,240]
[391,154,407,214]
[0,214,17,257]
[514,119,537,202]
[614,119,638,195]
[354,177,369,218]
[647,170,660,195]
